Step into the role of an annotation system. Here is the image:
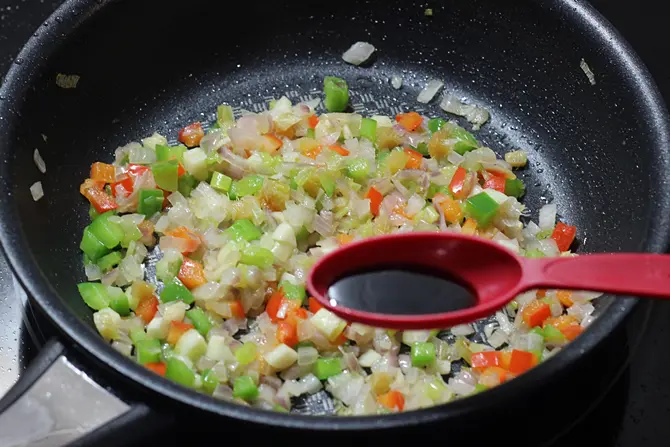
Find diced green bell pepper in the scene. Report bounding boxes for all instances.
[323,76,349,113]
[235,342,257,366]
[77,282,110,311]
[346,158,370,182]
[165,357,196,388]
[474,384,489,394]
[413,142,429,156]
[186,307,213,336]
[97,251,123,272]
[80,226,110,262]
[280,281,306,303]
[229,174,264,199]
[138,189,164,217]
[464,192,500,226]
[178,173,198,198]
[446,123,478,155]
[108,287,130,316]
[313,357,342,380]
[529,327,545,338]
[201,368,220,394]
[136,338,162,364]
[427,118,446,133]
[129,328,149,345]
[160,277,194,305]
[542,324,567,344]
[360,118,377,143]
[151,159,180,192]
[89,211,124,249]
[156,144,186,162]
[233,375,259,400]
[88,205,99,221]
[227,219,262,242]
[210,172,233,193]
[240,246,274,269]
[411,341,436,367]
[505,178,526,198]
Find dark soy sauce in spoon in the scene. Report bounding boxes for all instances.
[327,265,477,315]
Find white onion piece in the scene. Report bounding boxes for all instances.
[447,151,465,166]
[30,181,44,201]
[159,236,191,253]
[488,330,508,348]
[451,324,474,336]
[391,75,403,89]
[33,149,46,173]
[313,211,334,237]
[101,268,119,286]
[342,41,376,65]
[439,93,490,129]
[538,204,557,230]
[495,311,515,335]
[417,79,444,104]
[580,59,596,85]
[85,263,102,281]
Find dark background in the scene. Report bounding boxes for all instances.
[0,1,669,445]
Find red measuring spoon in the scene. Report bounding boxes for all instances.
[306,232,670,329]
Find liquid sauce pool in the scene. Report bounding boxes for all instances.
[327,267,477,315]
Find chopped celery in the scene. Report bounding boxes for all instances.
[210,172,233,192]
[505,178,526,198]
[411,342,437,367]
[97,251,123,272]
[229,174,264,199]
[542,325,566,344]
[217,104,234,126]
[346,158,370,182]
[313,357,342,380]
[186,307,213,336]
[413,142,429,156]
[77,282,110,310]
[319,172,336,197]
[160,278,194,305]
[323,76,349,113]
[156,144,186,162]
[240,246,274,268]
[525,249,545,258]
[137,189,164,217]
[155,250,183,282]
[108,287,130,316]
[279,281,306,303]
[151,159,179,192]
[178,173,198,197]
[360,118,377,143]
[201,368,219,394]
[427,118,446,133]
[129,328,149,344]
[464,192,500,226]
[227,219,262,242]
[235,342,257,366]
[536,229,553,240]
[233,375,259,400]
[165,357,196,388]
[89,211,124,249]
[136,338,162,364]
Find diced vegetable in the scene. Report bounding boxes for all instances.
[136,338,162,364]
[464,192,500,226]
[161,277,195,305]
[165,357,196,388]
[233,375,259,400]
[313,357,342,380]
[311,308,347,342]
[186,307,213,336]
[227,219,262,242]
[77,282,110,310]
[551,222,577,252]
[210,172,233,192]
[360,118,377,142]
[138,189,164,217]
[324,76,350,113]
[265,343,299,370]
[411,341,436,367]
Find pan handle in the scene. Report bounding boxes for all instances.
[0,338,171,447]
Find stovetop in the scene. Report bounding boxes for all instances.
[1,1,670,445]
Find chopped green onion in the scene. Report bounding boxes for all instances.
[137,188,164,217]
[464,192,500,226]
[240,246,274,269]
[186,307,213,336]
[411,341,436,367]
[151,159,179,192]
[136,338,162,364]
[323,76,349,113]
[77,282,110,310]
[160,277,194,305]
[227,219,262,242]
[233,375,259,400]
[360,118,377,143]
[313,357,343,380]
[165,357,196,388]
[210,172,233,192]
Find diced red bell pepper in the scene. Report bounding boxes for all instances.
[177,162,186,177]
[508,350,536,375]
[266,290,285,323]
[164,226,201,254]
[111,174,134,198]
[80,179,118,213]
[561,324,584,341]
[90,162,116,183]
[449,167,468,199]
[551,222,577,252]
[471,351,502,372]
[145,362,167,376]
[259,134,283,154]
[276,321,299,347]
[482,172,506,193]
[377,390,405,411]
[178,122,205,148]
[365,186,383,217]
[177,258,206,289]
[308,296,324,314]
[307,115,319,129]
[127,164,150,177]
[404,148,423,169]
[395,112,423,132]
[229,299,245,318]
[135,294,159,324]
[521,300,551,327]
[167,320,194,345]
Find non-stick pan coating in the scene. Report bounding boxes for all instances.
[0,0,669,435]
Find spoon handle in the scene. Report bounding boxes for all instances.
[520,253,670,298]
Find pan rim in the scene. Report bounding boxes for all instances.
[0,0,668,430]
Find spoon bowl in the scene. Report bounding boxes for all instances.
[307,232,670,329]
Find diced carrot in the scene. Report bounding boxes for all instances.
[551,222,577,252]
[178,122,204,148]
[461,218,478,236]
[377,390,405,411]
[90,162,116,183]
[135,294,159,324]
[508,350,536,375]
[471,351,502,372]
[433,193,464,224]
[145,362,167,376]
[167,320,194,345]
[177,257,206,289]
[308,296,324,314]
[329,145,350,156]
[259,134,283,154]
[395,112,423,132]
[521,301,551,327]
[404,148,423,169]
[336,233,355,246]
[561,325,584,341]
[449,167,468,199]
[307,115,319,129]
[304,145,323,159]
[556,290,574,307]
[165,226,201,254]
[266,290,286,323]
[229,299,245,318]
[276,321,299,347]
[482,172,506,193]
[365,186,383,217]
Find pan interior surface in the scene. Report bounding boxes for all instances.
[0,0,668,428]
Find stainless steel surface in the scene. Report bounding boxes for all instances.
[0,255,27,396]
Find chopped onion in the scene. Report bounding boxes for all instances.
[417,79,444,104]
[391,75,403,89]
[101,268,119,286]
[297,346,319,366]
[580,58,596,85]
[342,41,376,66]
[488,330,508,348]
[30,181,44,201]
[313,211,334,237]
[159,236,192,253]
[439,93,490,130]
[495,311,515,335]
[451,324,474,336]
[538,204,557,230]
[33,149,46,173]
[85,263,102,281]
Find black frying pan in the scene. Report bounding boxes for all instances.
[0,0,669,445]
